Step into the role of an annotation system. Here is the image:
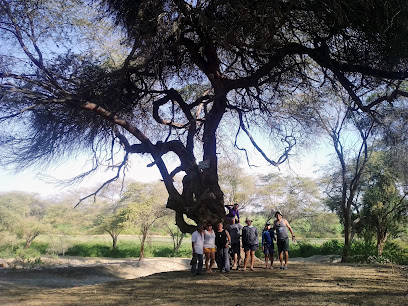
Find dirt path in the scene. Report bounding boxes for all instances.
[0,256,407,305]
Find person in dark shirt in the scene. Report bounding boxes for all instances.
[261,221,276,269]
[227,218,243,270]
[215,222,231,272]
[242,217,258,271]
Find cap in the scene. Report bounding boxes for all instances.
[266,221,271,226]
[275,211,282,217]
[245,217,253,222]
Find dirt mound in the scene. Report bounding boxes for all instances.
[0,257,190,288]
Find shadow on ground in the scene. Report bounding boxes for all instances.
[0,259,407,305]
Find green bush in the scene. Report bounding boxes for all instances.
[349,240,376,263]
[151,245,191,258]
[0,241,48,260]
[290,241,320,257]
[382,241,408,265]
[320,239,343,255]
[65,242,139,258]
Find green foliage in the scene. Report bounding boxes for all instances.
[349,240,379,263]
[64,239,192,258]
[290,241,321,258]
[0,241,48,260]
[319,239,343,255]
[382,241,408,265]
[259,174,322,222]
[357,151,408,256]
[0,192,50,248]
[65,242,138,258]
[291,213,342,238]
[150,245,191,258]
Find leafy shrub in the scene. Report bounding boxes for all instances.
[382,241,408,265]
[319,239,343,255]
[290,241,320,257]
[151,245,191,258]
[65,242,140,258]
[349,240,376,263]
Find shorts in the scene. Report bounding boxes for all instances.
[263,244,275,255]
[243,244,258,252]
[231,243,241,255]
[277,238,290,253]
[204,247,215,253]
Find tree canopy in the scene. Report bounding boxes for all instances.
[2,0,408,232]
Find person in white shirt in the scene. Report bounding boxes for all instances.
[191,224,204,275]
[203,223,216,273]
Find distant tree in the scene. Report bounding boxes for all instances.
[0,192,49,248]
[122,182,168,260]
[162,214,187,253]
[258,173,286,215]
[93,207,128,249]
[292,212,342,238]
[2,0,408,233]
[360,152,408,256]
[259,173,321,222]
[218,160,258,210]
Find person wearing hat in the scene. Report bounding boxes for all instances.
[262,221,276,269]
[241,217,258,271]
[273,211,295,269]
[227,217,243,270]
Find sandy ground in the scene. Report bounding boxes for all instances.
[0,255,407,305]
[0,256,192,288]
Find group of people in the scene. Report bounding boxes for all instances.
[191,205,295,276]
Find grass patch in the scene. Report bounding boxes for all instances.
[2,235,407,265]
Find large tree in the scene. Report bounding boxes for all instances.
[2,0,408,232]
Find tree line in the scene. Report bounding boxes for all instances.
[1,157,407,262]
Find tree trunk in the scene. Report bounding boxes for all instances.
[139,228,148,261]
[342,211,351,262]
[24,232,40,249]
[376,225,389,257]
[24,237,33,249]
[174,233,185,253]
[112,234,118,250]
[162,94,228,233]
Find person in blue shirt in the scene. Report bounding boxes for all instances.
[262,221,276,269]
[225,203,240,222]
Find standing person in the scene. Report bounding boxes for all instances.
[241,217,258,271]
[203,223,216,273]
[225,203,240,222]
[191,224,204,275]
[262,222,276,269]
[273,211,295,270]
[215,222,231,272]
[227,218,243,270]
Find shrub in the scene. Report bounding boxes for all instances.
[382,241,408,265]
[320,239,343,255]
[349,240,376,263]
